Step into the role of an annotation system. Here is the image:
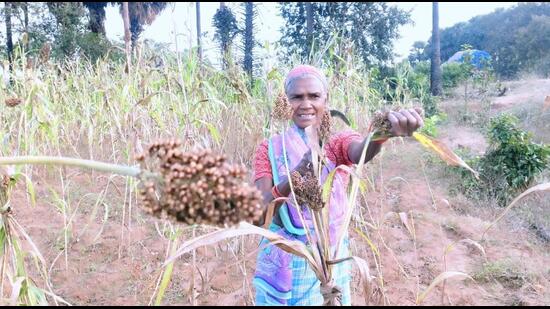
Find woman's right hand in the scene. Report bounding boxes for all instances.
[295,149,312,176]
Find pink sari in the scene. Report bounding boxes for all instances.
[253,124,350,304]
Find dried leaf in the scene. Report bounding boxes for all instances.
[416,271,474,304]
[482,182,550,240]
[398,212,414,238]
[350,256,375,305]
[459,239,487,259]
[164,222,324,279]
[321,165,363,204]
[263,197,288,229]
[10,276,25,305]
[412,132,479,179]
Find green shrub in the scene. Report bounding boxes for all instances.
[419,112,447,137]
[441,62,469,89]
[457,114,550,204]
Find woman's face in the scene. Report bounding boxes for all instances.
[286,76,328,129]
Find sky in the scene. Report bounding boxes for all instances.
[104,2,518,67]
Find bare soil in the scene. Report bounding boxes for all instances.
[6,78,550,306]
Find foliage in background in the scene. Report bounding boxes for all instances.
[279,2,412,66]
[421,2,550,79]
[419,113,447,138]
[213,5,240,70]
[457,114,550,205]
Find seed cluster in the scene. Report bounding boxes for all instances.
[290,170,324,211]
[272,92,293,121]
[5,98,22,108]
[136,139,263,227]
[371,106,424,137]
[318,110,332,143]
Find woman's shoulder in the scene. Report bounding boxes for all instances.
[327,129,362,144]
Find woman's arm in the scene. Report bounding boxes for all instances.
[347,139,383,165]
[347,108,424,165]
[253,158,310,226]
[253,140,311,226]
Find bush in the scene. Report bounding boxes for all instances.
[458,114,550,204]
[419,112,447,137]
[441,63,467,89]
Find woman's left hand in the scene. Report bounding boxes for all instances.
[387,108,424,137]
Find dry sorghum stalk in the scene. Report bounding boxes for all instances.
[5,98,22,108]
[290,170,323,211]
[272,92,293,121]
[136,139,263,227]
[0,170,9,212]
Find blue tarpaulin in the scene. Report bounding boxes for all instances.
[445,50,492,69]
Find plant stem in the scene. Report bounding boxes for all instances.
[0,156,141,177]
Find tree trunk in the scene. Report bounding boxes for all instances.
[87,3,107,35]
[5,2,13,74]
[306,2,313,57]
[430,2,443,96]
[122,2,131,73]
[244,2,254,87]
[23,2,28,33]
[196,2,202,64]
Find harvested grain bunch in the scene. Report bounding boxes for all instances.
[290,170,323,211]
[370,106,424,139]
[5,98,22,107]
[272,92,292,121]
[318,110,333,143]
[136,139,263,227]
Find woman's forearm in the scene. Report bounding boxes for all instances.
[348,138,383,165]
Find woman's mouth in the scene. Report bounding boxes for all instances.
[298,113,316,120]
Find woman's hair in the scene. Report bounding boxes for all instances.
[284,65,328,94]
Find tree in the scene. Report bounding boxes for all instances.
[422,2,550,78]
[83,2,109,35]
[305,2,313,57]
[5,2,14,73]
[279,2,411,65]
[119,2,167,51]
[46,2,90,57]
[196,2,202,64]
[408,41,428,65]
[243,2,256,86]
[213,4,239,69]
[122,2,131,71]
[430,2,442,96]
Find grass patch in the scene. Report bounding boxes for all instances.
[472,258,534,289]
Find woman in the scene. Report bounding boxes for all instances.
[252,65,423,305]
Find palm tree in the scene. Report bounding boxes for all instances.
[196,2,202,64]
[243,2,255,86]
[306,2,313,57]
[213,4,239,70]
[430,2,443,96]
[119,2,168,51]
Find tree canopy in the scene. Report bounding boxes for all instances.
[421,2,550,78]
[279,2,412,66]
